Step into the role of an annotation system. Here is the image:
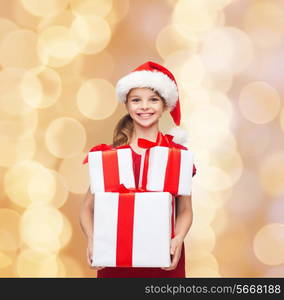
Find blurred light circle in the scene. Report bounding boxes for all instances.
[59,215,73,250]
[58,153,89,194]
[180,55,205,89]
[4,160,54,208]
[58,255,83,277]
[239,81,280,124]
[0,209,21,251]
[244,1,284,48]
[71,15,112,55]
[45,117,87,159]
[0,68,34,115]
[0,135,36,167]
[198,166,233,191]
[20,67,62,109]
[237,121,270,158]
[0,109,38,138]
[253,223,284,265]
[172,0,218,38]
[201,27,254,76]
[37,26,80,68]
[155,25,197,59]
[21,0,69,18]
[0,18,18,42]
[20,204,64,253]
[202,73,233,92]
[186,223,216,252]
[71,0,113,17]
[16,249,60,277]
[77,78,117,120]
[185,250,219,277]
[259,152,284,197]
[0,29,40,69]
[49,171,69,208]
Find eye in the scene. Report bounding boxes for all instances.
[131,98,140,102]
[151,97,160,102]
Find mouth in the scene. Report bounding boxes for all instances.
[137,113,154,119]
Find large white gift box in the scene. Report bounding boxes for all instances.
[88,148,135,193]
[92,191,174,268]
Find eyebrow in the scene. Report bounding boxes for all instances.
[129,95,159,98]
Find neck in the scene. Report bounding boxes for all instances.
[130,123,160,147]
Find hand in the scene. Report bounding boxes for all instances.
[161,235,183,271]
[87,239,105,271]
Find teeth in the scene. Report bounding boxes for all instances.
[139,113,152,117]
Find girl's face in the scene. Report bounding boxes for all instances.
[126,88,166,128]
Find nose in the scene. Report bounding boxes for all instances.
[140,99,149,110]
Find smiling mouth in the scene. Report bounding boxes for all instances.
[137,113,154,119]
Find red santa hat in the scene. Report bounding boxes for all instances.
[115,61,188,144]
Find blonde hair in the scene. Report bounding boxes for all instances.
[112,88,166,148]
[112,113,133,147]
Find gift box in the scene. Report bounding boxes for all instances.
[139,146,194,196]
[87,148,135,193]
[92,190,174,268]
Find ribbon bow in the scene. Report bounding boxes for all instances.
[114,184,148,194]
[82,144,113,164]
[138,132,175,149]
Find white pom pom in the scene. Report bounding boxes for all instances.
[167,126,188,145]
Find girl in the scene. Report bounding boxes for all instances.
[80,61,196,278]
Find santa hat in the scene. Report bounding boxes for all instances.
[115,61,188,144]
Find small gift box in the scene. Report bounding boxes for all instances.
[92,188,174,268]
[138,133,194,196]
[85,145,135,193]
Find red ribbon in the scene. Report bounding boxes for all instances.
[101,150,120,192]
[115,184,175,267]
[82,144,113,164]
[138,132,182,195]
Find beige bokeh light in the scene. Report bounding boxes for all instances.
[0,17,18,42]
[186,251,220,277]
[0,135,36,167]
[58,255,83,277]
[20,66,62,108]
[16,249,60,277]
[21,0,69,18]
[239,81,281,124]
[48,171,69,208]
[0,209,21,252]
[71,15,112,55]
[0,109,38,138]
[172,0,219,39]
[259,152,284,197]
[37,26,80,68]
[45,117,87,159]
[4,160,55,208]
[253,223,284,265]
[244,1,284,48]
[0,29,40,68]
[58,153,89,194]
[201,27,254,76]
[77,78,117,120]
[179,55,205,89]
[71,0,113,17]
[156,25,197,59]
[20,204,64,253]
[0,68,34,115]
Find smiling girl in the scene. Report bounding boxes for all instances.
[80,61,196,278]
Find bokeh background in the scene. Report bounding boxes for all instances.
[0,0,284,278]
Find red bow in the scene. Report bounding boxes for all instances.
[138,132,175,149]
[114,184,148,194]
[82,144,113,164]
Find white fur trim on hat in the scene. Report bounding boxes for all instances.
[115,70,178,110]
[167,126,188,145]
